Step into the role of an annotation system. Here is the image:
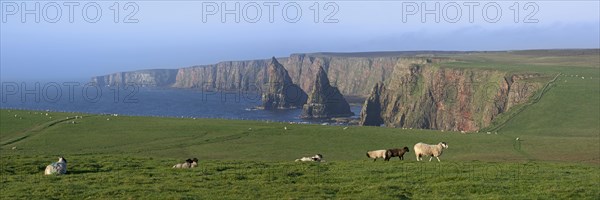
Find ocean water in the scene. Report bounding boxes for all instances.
[0,82,361,123]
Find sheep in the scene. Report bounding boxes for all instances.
[44,157,67,175]
[173,159,192,168]
[414,142,448,162]
[295,154,323,162]
[173,158,198,169]
[385,147,410,161]
[366,150,388,161]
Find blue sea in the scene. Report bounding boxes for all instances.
[0,82,361,123]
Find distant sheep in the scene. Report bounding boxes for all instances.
[414,142,448,162]
[385,147,410,161]
[366,150,387,161]
[173,158,198,169]
[44,157,67,175]
[295,154,323,162]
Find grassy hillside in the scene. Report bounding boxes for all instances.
[1,50,599,199]
[2,106,596,163]
[1,105,598,199]
[1,155,598,199]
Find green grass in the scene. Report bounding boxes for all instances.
[1,155,598,199]
[1,107,598,199]
[1,50,599,199]
[0,110,74,144]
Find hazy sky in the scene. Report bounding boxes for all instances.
[1,0,599,81]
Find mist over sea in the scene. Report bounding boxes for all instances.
[0,82,361,123]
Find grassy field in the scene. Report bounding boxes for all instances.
[1,154,598,199]
[1,50,599,199]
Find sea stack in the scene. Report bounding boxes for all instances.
[261,57,307,109]
[300,66,354,119]
[358,82,386,126]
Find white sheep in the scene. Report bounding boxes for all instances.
[173,158,198,169]
[173,159,192,168]
[44,157,67,175]
[414,142,448,162]
[295,154,323,162]
[366,150,387,161]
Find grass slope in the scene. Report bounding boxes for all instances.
[2,155,598,199]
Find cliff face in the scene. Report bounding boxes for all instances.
[300,66,354,119]
[170,54,402,97]
[359,61,544,131]
[171,59,276,92]
[91,54,405,97]
[261,57,307,109]
[284,54,402,97]
[91,69,178,87]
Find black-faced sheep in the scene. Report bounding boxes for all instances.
[295,154,323,162]
[414,142,448,162]
[173,158,198,168]
[44,157,67,175]
[366,150,387,161]
[385,147,410,161]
